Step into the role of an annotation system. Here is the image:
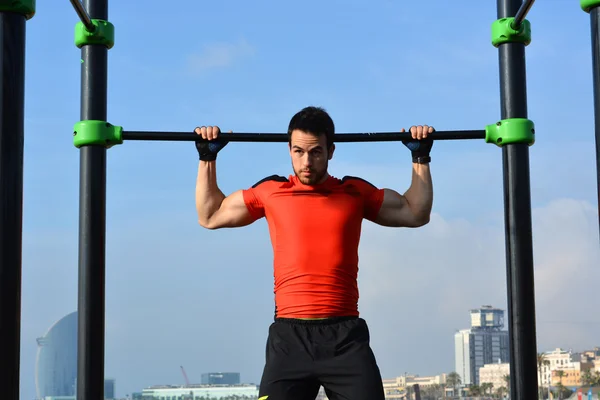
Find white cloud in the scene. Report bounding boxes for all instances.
[186,38,255,76]
[530,199,600,350]
[354,197,599,378]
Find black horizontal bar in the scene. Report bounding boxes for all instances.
[513,0,535,28]
[121,130,486,143]
[69,0,95,32]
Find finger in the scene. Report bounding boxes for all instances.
[424,125,434,138]
[200,126,207,139]
[421,125,429,139]
[194,127,201,135]
[208,126,220,140]
[410,126,416,139]
[400,128,406,133]
[414,125,422,140]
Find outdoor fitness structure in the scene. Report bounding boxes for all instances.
[1,0,600,399]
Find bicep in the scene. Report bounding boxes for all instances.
[208,190,257,229]
[373,189,423,228]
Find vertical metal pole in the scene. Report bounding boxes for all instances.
[77,0,108,399]
[588,5,600,240]
[0,10,27,400]
[496,0,539,399]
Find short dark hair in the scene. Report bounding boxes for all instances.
[287,106,335,149]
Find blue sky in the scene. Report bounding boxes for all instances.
[19,0,600,399]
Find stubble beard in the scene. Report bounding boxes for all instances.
[293,161,329,185]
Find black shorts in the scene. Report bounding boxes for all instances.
[258,316,385,400]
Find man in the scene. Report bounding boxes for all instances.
[194,106,434,400]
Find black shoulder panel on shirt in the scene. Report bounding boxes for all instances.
[252,174,289,188]
[341,175,377,188]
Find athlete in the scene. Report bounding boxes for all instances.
[194,106,434,400]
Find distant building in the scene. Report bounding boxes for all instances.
[42,396,115,400]
[35,310,116,400]
[104,378,116,399]
[479,362,510,390]
[581,347,600,361]
[550,367,587,388]
[454,305,510,385]
[141,384,258,399]
[536,347,597,388]
[35,311,78,398]
[69,378,116,400]
[201,372,241,385]
[539,348,582,386]
[382,374,447,399]
[40,398,78,400]
[382,374,447,390]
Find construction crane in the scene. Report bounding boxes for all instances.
[180,365,190,386]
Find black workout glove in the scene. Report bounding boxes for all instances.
[403,136,434,164]
[195,138,229,161]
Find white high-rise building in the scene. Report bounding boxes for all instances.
[454,306,510,385]
[35,311,78,399]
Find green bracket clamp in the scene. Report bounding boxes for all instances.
[485,118,535,147]
[581,0,600,12]
[73,120,123,148]
[491,17,531,47]
[0,0,36,19]
[75,19,115,49]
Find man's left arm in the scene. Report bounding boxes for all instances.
[373,125,434,228]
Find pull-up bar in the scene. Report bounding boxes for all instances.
[120,129,487,143]
[71,120,534,147]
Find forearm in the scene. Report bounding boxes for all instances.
[403,162,433,222]
[195,160,226,225]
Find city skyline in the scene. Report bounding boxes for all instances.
[31,307,598,399]
[84,343,600,400]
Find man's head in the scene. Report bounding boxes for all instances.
[287,106,335,185]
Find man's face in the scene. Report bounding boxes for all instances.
[289,129,334,185]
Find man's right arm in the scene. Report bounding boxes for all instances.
[195,160,256,229]
[194,125,256,230]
